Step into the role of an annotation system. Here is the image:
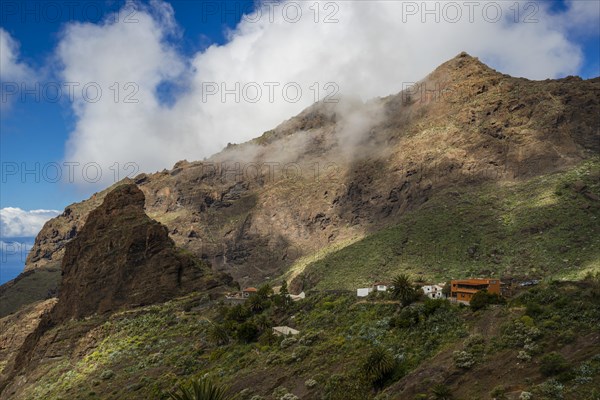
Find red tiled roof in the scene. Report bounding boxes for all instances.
[243,287,258,292]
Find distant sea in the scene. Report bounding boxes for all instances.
[0,238,34,285]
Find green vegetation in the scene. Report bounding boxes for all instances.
[295,159,600,290]
[11,275,600,399]
[469,290,505,311]
[390,274,421,306]
[168,378,233,400]
[362,347,397,389]
[0,266,61,317]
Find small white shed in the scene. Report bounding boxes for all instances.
[357,288,372,297]
[273,326,300,336]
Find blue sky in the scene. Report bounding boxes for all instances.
[0,0,599,282]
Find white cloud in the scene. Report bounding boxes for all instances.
[0,28,35,111]
[0,208,60,238]
[0,28,33,82]
[56,0,598,184]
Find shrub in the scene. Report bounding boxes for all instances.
[305,379,317,388]
[453,350,476,369]
[470,290,505,311]
[490,385,507,399]
[430,383,453,400]
[237,322,259,343]
[226,304,250,323]
[423,298,449,317]
[280,337,297,349]
[100,370,115,380]
[540,352,570,377]
[519,392,533,400]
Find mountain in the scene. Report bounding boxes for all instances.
[3,53,598,317]
[0,53,599,399]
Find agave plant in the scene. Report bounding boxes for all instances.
[206,322,229,346]
[168,377,234,400]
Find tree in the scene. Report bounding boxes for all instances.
[236,321,259,343]
[277,280,292,308]
[247,294,266,313]
[391,274,419,306]
[168,377,234,400]
[257,284,273,300]
[362,347,396,388]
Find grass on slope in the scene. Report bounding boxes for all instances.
[295,159,600,291]
[15,276,600,400]
[0,267,61,317]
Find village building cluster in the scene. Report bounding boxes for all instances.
[356,278,504,305]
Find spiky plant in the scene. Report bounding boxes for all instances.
[206,322,229,346]
[431,383,453,400]
[168,377,234,400]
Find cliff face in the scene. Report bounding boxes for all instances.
[52,183,224,321]
[0,184,228,397]
[3,53,600,310]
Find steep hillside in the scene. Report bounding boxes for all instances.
[3,53,598,313]
[2,277,598,399]
[0,52,599,400]
[0,184,230,396]
[290,159,600,292]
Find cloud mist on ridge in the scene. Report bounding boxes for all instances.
[18,0,600,184]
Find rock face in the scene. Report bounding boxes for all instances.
[52,183,220,321]
[4,52,600,304]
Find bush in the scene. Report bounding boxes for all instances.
[540,352,570,377]
[470,290,505,311]
[100,370,115,380]
[490,385,507,399]
[304,379,317,388]
[430,383,453,400]
[519,392,533,400]
[453,350,476,369]
[237,322,259,343]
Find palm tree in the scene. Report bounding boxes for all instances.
[391,274,418,306]
[168,377,235,400]
[247,294,265,313]
[363,347,396,388]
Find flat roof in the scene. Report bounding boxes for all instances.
[451,279,499,285]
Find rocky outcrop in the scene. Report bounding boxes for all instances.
[0,184,229,396]
[4,52,600,313]
[52,183,224,321]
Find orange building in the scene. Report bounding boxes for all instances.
[450,278,501,304]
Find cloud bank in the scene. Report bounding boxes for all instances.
[48,0,600,183]
[0,208,60,237]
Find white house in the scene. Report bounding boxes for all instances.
[357,288,373,297]
[273,326,300,336]
[421,284,446,299]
